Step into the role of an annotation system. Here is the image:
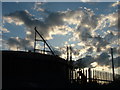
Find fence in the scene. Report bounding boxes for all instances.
[70,68,113,84]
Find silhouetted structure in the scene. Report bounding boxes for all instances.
[77,69,87,84]
[66,46,74,83]
[2,51,120,89]
[111,48,115,81]
[2,51,70,89]
[34,27,55,56]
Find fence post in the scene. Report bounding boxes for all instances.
[88,68,92,83]
[86,69,88,82]
[93,69,94,82]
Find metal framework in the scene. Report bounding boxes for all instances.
[34,27,55,56]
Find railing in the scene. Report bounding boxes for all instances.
[70,68,113,84]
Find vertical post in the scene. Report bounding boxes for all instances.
[17,45,19,51]
[43,42,45,54]
[99,71,102,82]
[70,46,72,61]
[75,70,77,81]
[103,72,104,81]
[109,72,111,81]
[66,46,70,82]
[75,70,76,80]
[86,69,88,82]
[71,67,73,83]
[67,46,69,61]
[67,46,70,81]
[93,69,94,81]
[103,72,105,83]
[97,71,99,83]
[88,68,92,83]
[106,72,107,81]
[34,30,36,52]
[70,46,73,83]
[111,48,115,81]
[83,68,84,75]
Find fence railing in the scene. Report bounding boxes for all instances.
[70,68,113,84]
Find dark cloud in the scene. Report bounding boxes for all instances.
[7,37,33,50]
[45,12,65,26]
[87,47,93,53]
[76,9,98,41]
[77,26,93,41]
[113,56,120,68]
[74,50,120,69]
[95,52,110,66]
[94,36,109,49]
[74,55,95,68]
[53,49,62,56]
[4,10,69,41]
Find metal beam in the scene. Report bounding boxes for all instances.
[34,27,55,56]
[111,48,115,81]
[34,29,37,52]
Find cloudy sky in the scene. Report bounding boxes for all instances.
[1,1,120,73]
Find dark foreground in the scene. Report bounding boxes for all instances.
[2,51,120,89]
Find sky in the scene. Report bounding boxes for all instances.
[1,1,120,74]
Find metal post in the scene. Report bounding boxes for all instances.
[43,42,45,54]
[34,30,36,52]
[111,48,115,81]
[70,46,72,61]
[67,46,69,61]
[92,69,94,82]
[88,68,92,83]
[106,72,107,81]
[75,70,77,80]
[86,69,88,82]
[34,27,55,56]
[70,46,73,83]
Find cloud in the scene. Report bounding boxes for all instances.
[99,12,118,28]
[111,1,120,7]
[4,8,118,43]
[95,52,110,66]
[52,47,62,56]
[7,37,33,50]
[92,36,109,51]
[74,55,95,68]
[77,26,93,41]
[104,32,120,48]
[74,50,120,69]
[1,39,8,50]
[113,56,120,68]
[3,10,72,41]
[45,12,65,26]
[33,2,45,12]
[75,11,119,52]
[3,6,119,62]
[54,46,67,59]
[1,27,10,33]
[3,14,24,26]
